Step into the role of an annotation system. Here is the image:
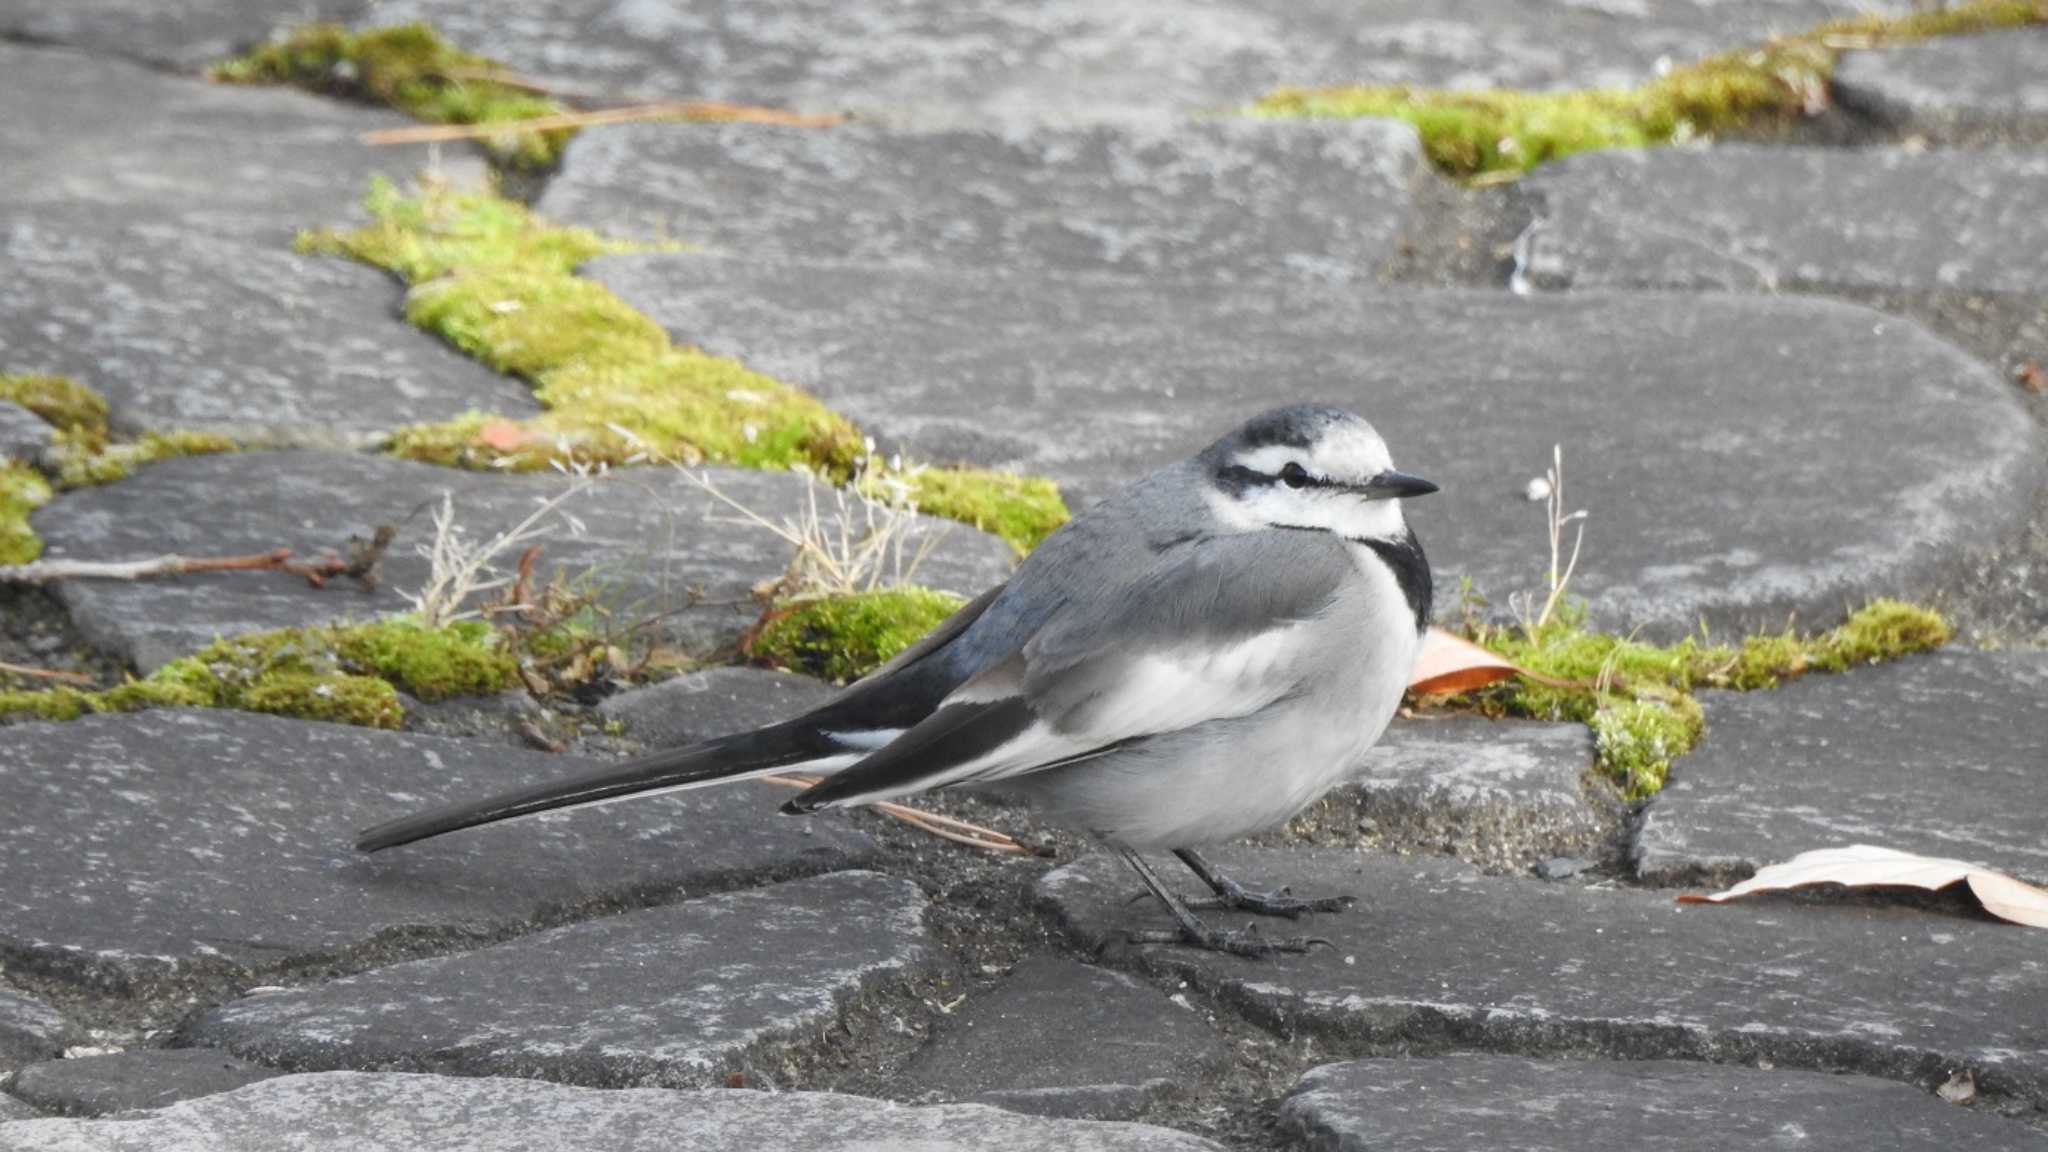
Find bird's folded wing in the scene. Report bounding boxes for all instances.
[787,531,1356,811]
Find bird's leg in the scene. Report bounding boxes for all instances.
[1172,847,1355,918]
[1117,848,1329,957]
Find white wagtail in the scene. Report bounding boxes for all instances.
[359,405,1437,956]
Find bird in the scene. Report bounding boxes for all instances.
[357,404,1437,957]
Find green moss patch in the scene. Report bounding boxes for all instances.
[213,23,569,168]
[1254,0,2048,178]
[1454,600,1950,797]
[749,587,965,683]
[0,373,109,434]
[0,617,519,730]
[0,462,54,566]
[897,468,1070,555]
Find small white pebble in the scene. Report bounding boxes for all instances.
[1344,955,1357,966]
[1525,476,1552,501]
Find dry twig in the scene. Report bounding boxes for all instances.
[0,528,396,590]
[757,774,1037,856]
[0,660,96,686]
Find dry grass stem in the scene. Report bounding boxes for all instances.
[758,773,1033,856]
[361,100,846,147]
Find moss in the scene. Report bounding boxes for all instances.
[213,23,569,168]
[1253,0,2048,178]
[47,429,237,488]
[898,468,1071,555]
[751,587,966,683]
[1462,600,1950,798]
[0,373,109,434]
[0,462,53,566]
[0,616,518,730]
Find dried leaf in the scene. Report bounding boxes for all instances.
[1679,844,2048,929]
[477,420,532,451]
[1408,627,1524,696]
[2018,361,2047,395]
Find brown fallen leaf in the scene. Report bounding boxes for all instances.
[1679,844,2048,929]
[1408,627,1525,696]
[2018,361,2047,395]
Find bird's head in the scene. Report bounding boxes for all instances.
[1199,404,1437,541]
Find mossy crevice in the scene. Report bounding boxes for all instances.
[0,617,520,730]
[1455,600,1951,797]
[212,23,569,169]
[303,178,1070,551]
[748,587,966,684]
[1254,0,2048,178]
[0,373,237,564]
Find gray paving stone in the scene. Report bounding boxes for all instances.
[32,451,1014,673]
[1520,146,2048,299]
[5,1050,284,1117]
[1287,716,1614,873]
[0,0,365,73]
[1636,649,2048,887]
[0,218,537,449]
[0,402,51,464]
[0,1070,1226,1150]
[902,956,1230,1120]
[541,119,1422,282]
[1837,29,2048,145]
[0,989,69,1076]
[360,0,1906,125]
[598,667,837,751]
[0,709,875,998]
[189,872,932,1087]
[0,1092,38,1121]
[1041,847,2048,1108]
[1280,1055,2048,1151]
[0,42,478,245]
[592,255,2043,638]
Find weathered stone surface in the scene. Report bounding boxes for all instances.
[361,0,1906,125]
[0,1071,1226,1150]
[5,1050,284,1117]
[594,255,2042,637]
[0,710,875,996]
[1636,649,2048,887]
[33,452,1014,673]
[191,872,933,1088]
[1280,1056,2048,1151]
[0,42,477,244]
[0,402,51,464]
[1837,30,2048,145]
[597,667,838,751]
[0,1,364,73]
[0,218,536,448]
[1285,716,1613,873]
[902,956,1230,1120]
[1042,847,2048,1108]
[1521,146,2048,299]
[542,119,1422,281]
[0,989,69,1076]
[0,1093,38,1121]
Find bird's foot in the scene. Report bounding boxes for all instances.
[1127,920,1331,958]
[1186,878,1355,919]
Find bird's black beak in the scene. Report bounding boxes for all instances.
[1360,470,1439,501]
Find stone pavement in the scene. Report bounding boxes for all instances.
[5,3,2048,1151]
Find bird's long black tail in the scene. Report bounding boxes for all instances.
[355,722,840,853]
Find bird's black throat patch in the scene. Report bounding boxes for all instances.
[1353,527,1432,633]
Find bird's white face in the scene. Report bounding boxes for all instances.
[1207,419,1427,542]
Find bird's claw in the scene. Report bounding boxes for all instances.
[1187,881,1356,919]
[1127,921,1333,958]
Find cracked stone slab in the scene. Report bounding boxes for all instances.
[0,1071,1226,1150]
[1521,146,2048,300]
[0,709,875,998]
[5,1050,284,1118]
[189,872,933,1088]
[901,956,1231,1120]
[1042,847,2048,1109]
[1284,716,1615,873]
[1281,1055,2048,1151]
[1636,649,2048,887]
[1837,29,2048,146]
[597,667,837,752]
[542,119,1423,282]
[0,989,70,1076]
[32,451,1014,673]
[0,218,538,448]
[0,1,365,73]
[0,1093,37,1121]
[361,0,1906,126]
[0,42,479,244]
[593,255,2042,638]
